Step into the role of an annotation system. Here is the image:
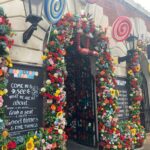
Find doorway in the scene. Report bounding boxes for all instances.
[141,73,150,132]
[65,46,98,149]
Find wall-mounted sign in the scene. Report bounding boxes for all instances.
[116,77,129,120]
[44,0,66,24]
[4,64,43,137]
[112,16,132,42]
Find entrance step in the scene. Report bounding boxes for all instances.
[67,141,97,150]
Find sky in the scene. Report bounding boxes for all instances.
[134,0,150,12]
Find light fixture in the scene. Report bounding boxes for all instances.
[125,35,138,51]
[118,35,138,63]
[23,0,43,43]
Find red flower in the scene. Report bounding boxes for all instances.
[7,141,17,149]
[50,41,55,46]
[57,106,62,112]
[47,127,53,133]
[62,133,68,141]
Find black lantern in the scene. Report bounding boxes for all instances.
[118,35,138,63]
[125,35,138,51]
[23,0,43,43]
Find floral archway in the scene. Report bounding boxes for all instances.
[40,13,145,149]
[0,9,145,150]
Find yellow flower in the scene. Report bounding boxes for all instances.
[2,130,9,138]
[41,55,47,61]
[26,139,34,150]
[56,89,61,94]
[29,137,34,142]
[1,145,7,150]
[0,90,5,96]
[128,69,133,75]
[9,63,13,67]
[116,90,120,97]
[33,135,37,140]
[110,88,115,97]
[54,89,61,96]
[135,65,141,72]
[131,128,136,136]
[56,111,63,118]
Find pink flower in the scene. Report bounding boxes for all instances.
[0,96,3,107]
[48,136,52,140]
[42,139,45,143]
[46,144,52,149]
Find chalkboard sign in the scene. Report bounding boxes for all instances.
[116,77,129,120]
[4,64,43,137]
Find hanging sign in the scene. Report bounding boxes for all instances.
[44,0,66,24]
[112,16,132,42]
[4,64,43,137]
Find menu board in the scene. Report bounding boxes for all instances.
[116,77,129,120]
[4,64,43,137]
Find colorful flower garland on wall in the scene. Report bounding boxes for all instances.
[0,7,14,149]
[96,39,145,149]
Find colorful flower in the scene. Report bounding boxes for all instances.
[50,104,56,111]
[26,139,34,150]
[1,145,7,150]
[7,141,17,149]
[2,130,9,138]
[128,69,133,75]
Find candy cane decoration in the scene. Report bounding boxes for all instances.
[112,16,132,42]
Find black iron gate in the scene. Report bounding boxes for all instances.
[141,74,150,132]
[65,47,98,147]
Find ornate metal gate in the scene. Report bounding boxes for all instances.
[65,47,98,147]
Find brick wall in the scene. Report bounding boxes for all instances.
[97,0,150,31]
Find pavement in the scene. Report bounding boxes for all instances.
[67,141,97,150]
[67,133,150,150]
[143,133,150,150]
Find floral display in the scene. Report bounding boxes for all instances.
[95,36,145,149]
[0,7,14,149]
[0,7,146,149]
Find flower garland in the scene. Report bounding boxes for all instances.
[96,38,145,149]
[0,7,14,149]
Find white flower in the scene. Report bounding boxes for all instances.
[54,73,58,78]
[83,17,87,22]
[113,145,117,149]
[46,80,51,85]
[4,89,8,94]
[53,30,58,34]
[41,87,46,93]
[5,47,10,53]
[44,49,49,53]
[100,78,104,81]
[58,129,63,134]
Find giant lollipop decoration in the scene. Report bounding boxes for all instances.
[44,0,66,43]
[44,0,66,24]
[112,16,132,42]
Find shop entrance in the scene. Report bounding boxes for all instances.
[65,46,98,148]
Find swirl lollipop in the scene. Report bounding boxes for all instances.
[112,16,132,42]
[44,0,66,24]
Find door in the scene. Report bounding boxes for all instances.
[65,46,98,147]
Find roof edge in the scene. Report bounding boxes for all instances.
[124,0,150,18]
